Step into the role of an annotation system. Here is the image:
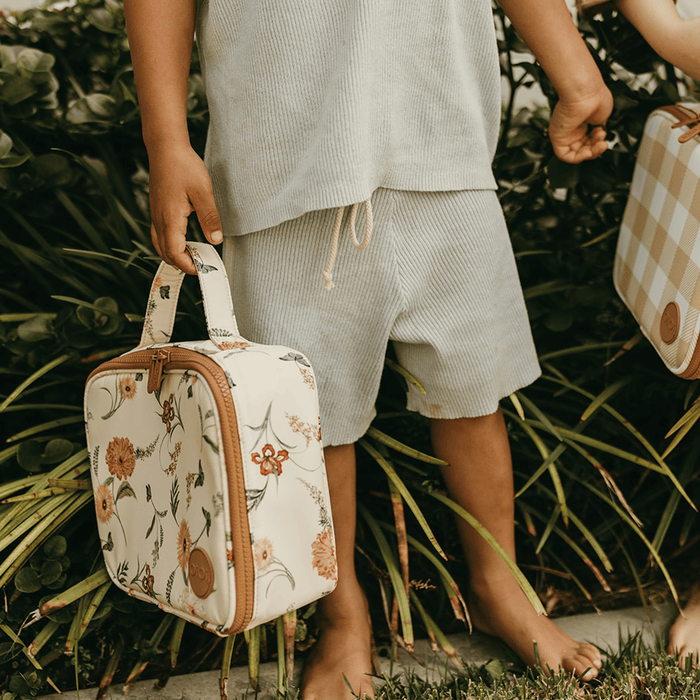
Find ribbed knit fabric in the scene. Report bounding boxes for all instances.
[196,0,501,236]
[222,189,541,446]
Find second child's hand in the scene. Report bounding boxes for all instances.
[147,142,223,276]
[548,85,614,163]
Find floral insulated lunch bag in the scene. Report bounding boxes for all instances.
[83,242,336,635]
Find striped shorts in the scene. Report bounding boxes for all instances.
[222,188,540,446]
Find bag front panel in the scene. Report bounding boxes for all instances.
[215,342,337,629]
[84,367,237,632]
[615,108,700,375]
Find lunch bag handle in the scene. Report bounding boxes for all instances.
[138,242,241,349]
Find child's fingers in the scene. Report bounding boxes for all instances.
[190,182,223,246]
[152,209,198,275]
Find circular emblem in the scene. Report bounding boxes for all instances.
[660,302,680,344]
[188,548,215,599]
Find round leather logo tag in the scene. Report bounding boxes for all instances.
[660,302,680,344]
[188,548,214,599]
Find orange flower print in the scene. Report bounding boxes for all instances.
[142,564,155,597]
[106,437,136,480]
[287,413,322,446]
[161,394,175,433]
[300,367,315,390]
[119,376,137,400]
[95,484,114,523]
[177,519,192,571]
[219,340,252,350]
[153,275,162,289]
[253,538,274,573]
[311,530,337,582]
[251,444,289,476]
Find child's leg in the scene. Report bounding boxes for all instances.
[301,443,375,700]
[667,582,700,666]
[430,410,603,680]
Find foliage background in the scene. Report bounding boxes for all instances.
[0,0,698,696]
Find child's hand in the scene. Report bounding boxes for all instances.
[147,143,223,275]
[548,85,614,163]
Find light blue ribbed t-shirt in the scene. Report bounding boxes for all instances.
[196,0,501,236]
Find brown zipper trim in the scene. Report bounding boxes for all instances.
[88,348,255,633]
[679,346,700,380]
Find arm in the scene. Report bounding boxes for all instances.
[498,0,614,163]
[123,0,222,275]
[616,0,700,81]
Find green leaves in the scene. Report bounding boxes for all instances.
[0,45,58,115]
[66,94,119,125]
[17,439,74,473]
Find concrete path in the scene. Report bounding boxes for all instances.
[44,602,678,700]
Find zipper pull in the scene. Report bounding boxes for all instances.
[147,349,170,394]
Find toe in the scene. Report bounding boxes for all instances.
[573,655,598,681]
[582,644,602,669]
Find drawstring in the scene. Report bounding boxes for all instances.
[323,199,374,290]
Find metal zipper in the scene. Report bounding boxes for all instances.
[87,347,255,633]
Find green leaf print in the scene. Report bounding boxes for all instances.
[145,514,156,540]
[115,481,136,502]
[203,435,219,454]
[195,461,204,488]
[202,508,211,537]
[170,478,180,525]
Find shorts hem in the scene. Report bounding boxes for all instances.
[405,367,542,421]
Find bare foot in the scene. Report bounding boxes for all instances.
[667,582,700,667]
[469,579,602,681]
[301,589,375,700]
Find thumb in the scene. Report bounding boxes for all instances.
[191,183,223,245]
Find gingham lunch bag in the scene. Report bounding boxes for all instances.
[614,104,700,379]
[84,242,337,635]
[575,0,615,18]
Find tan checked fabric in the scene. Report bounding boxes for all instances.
[575,0,615,19]
[614,105,700,378]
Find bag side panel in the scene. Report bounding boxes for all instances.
[85,367,235,632]
[216,343,337,629]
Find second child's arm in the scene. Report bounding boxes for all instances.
[124,0,222,275]
[498,0,614,163]
[616,0,700,81]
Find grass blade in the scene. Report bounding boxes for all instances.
[580,378,634,422]
[246,625,261,690]
[384,358,427,394]
[97,638,123,700]
[562,467,681,608]
[419,486,545,614]
[388,481,410,605]
[516,391,563,442]
[27,567,109,626]
[359,439,447,560]
[359,504,414,650]
[219,633,236,700]
[408,590,463,672]
[0,354,73,412]
[169,617,187,669]
[509,417,568,525]
[283,609,296,683]
[367,427,448,466]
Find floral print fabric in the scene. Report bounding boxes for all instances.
[85,243,335,634]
